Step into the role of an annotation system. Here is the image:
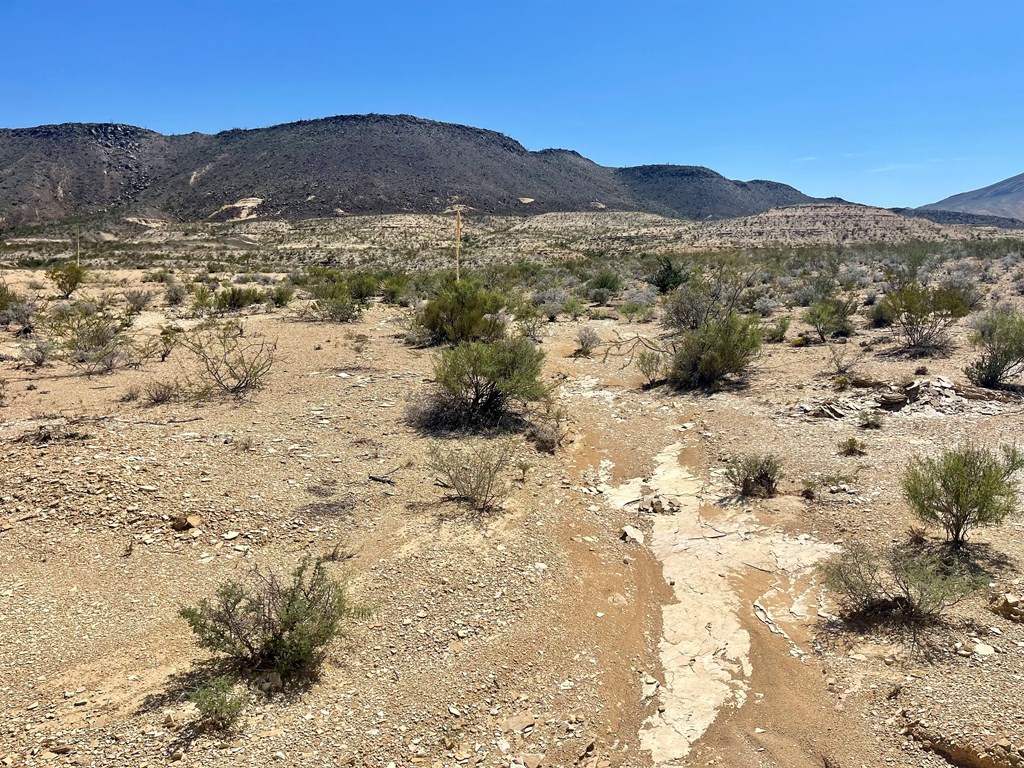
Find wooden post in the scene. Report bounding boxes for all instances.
[76,224,81,265]
[455,208,462,281]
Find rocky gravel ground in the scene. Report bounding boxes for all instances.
[3,266,1024,768]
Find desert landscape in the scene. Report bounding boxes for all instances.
[3,194,1024,768]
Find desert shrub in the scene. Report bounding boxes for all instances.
[803,296,857,342]
[667,313,761,390]
[725,452,783,498]
[143,268,175,284]
[964,308,1024,388]
[838,436,866,456]
[574,326,601,358]
[663,269,748,331]
[43,304,130,375]
[589,268,622,295]
[179,325,276,398]
[189,676,247,732]
[0,282,33,332]
[309,283,362,322]
[826,343,865,375]
[190,284,214,316]
[266,282,295,308]
[416,280,505,345]
[122,289,153,315]
[214,286,264,313]
[589,287,613,306]
[525,399,569,453]
[636,349,664,386]
[562,297,586,320]
[648,257,686,294]
[752,295,779,317]
[381,273,411,305]
[428,440,511,513]
[822,541,980,625]
[763,316,790,343]
[859,410,883,429]
[21,339,54,367]
[515,303,546,342]
[143,379,178,406]
[179,558,366,679]
[432,337,546,421]
[165,282,188,306]
[866,300,895,328]
[881,282,971,352]
[903,444,1024,547]
[46,262,87,298]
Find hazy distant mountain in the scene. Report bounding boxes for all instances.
[892,207,1024,230]
[921,172,1024,220]
[0,114,821,229]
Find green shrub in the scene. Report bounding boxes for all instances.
[416,280,505,345]
[214,286,264,312]
[165,282,188,306]
[266,282,295,308]
[803,296,857,342]
[562,297,586,320]
[662,268,748,331]
[433,337,546,420]
[763,316,790,343]
[381,273,410,304]
[589,268,622,294]
[725,452,783,498]
[964,308,1024,388]
[881,282,971,352]
[866,301,895,328]
[46,262,87,298]
[838,436,866,456]
[822,541,980,624]
[188,676,247,731]
[309,281,363,322]
[903,444,1023,547]
[429,440,511,513]
[636,349,664,386]
[647,257,686,294]
[123,289,153,315]
[667,313,761,390]
[43,304,130,375]
[179,558,366,679]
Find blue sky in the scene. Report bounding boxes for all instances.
[3,0,1022,208]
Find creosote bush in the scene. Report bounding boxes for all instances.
[803,296,857,342]
[881,282,972,353]
[964,308,1024,388]
[726,452,783,498]
[43,303,131,375]
[180,324,276,399]
[46,262,87,298]
[431,337,546,423]
[822,541,980,625]
[179,558,366,679]
[667,313,761,390]
[635,349,664,387]
[415,280,505,345]
[903,444,1023,547]
[188,676,247,732]
[429,440,511,513]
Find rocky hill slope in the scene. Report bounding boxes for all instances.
[0,114,819,228]
[922,171,1024,219]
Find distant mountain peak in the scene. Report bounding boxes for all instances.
[921,171,1024,219]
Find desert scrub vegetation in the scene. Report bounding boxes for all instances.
[41,302,134,375]
[964,307,1024,388]
[880,281,972,353]
[822,541,981,628]
[413,279,506,345]
[188,676,247,732]
[573,326,600,358]
[179,323,276,399]
[429,440,511,513]
[803,295,858,342]
[414,336,546,429]
[179,558,367,680]
[725,452,783,498]
[46,261,87,298]
[667,312,761,390]
[903,444,1024,548]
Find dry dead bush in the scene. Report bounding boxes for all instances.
[179,324,277,399]
[429,440,512,513]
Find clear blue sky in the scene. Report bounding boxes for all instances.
[4,0,1022,208]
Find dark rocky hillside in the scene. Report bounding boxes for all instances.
[1,114,824,229]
